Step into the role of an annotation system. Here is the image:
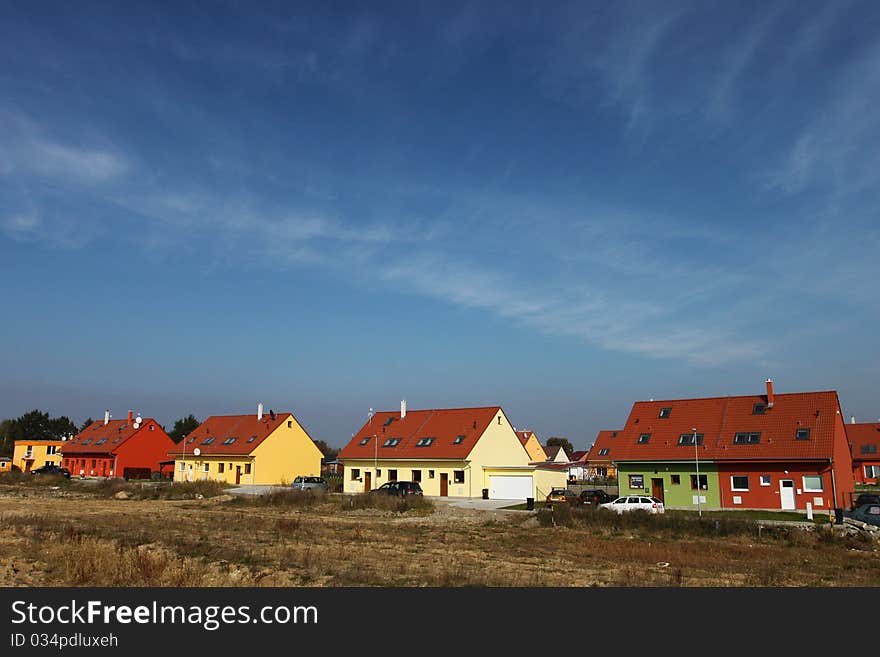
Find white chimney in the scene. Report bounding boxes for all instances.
[851,416,856,424]
[104,409,110,425]
[257,402,264,421]
[401,399,407,419]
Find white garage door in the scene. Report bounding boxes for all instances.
[489,475,533,500]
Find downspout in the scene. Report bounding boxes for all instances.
[829,458,838,512]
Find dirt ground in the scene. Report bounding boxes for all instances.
[1,485,879,587]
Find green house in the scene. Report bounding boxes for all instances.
[616,461,720,510]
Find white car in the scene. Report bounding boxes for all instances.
[600,495,665,514]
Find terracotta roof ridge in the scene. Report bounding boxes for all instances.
[635,390,838,404]
[371,405,501,414]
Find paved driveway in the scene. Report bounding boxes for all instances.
[429,497,525,511]
[227,484,288,496]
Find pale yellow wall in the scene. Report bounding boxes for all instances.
[342,459,470,496]
[469,410,531,494]
[533,469,568,499]
[173,414,323,486]
[12,441,63,471]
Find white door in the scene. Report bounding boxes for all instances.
[489,475,533,500]
[780,480,795,510]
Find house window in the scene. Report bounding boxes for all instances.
[428,470,435,479]
[223,437,237,445]
[359,437,371,446]
[598,448,610,456]
[47,445,58,455]
[187,437,197,444]
[690,474,708,490]
[760,475,772,486]
[376,469,381,477]
[351,468,360,480]
[247,435,257,443]
[802,475,823,492]
[203,463,210,472]
[453,435,465,444]
[861,444,877,454]
[795,428,811,440]
[288,421,292,428]
[678,433,704,446]
[752,404,766,415]
[91,460,97,469]
[733,432,761,444]
[416,437,435,447]
[731,476,749,491]
[658,407,672,418]
[637,433,651,444]
[218,463,225,473]
[671,475,681,485]
[453,470,465,484]
[628,474,644,489]
[180,462,186,471]
[95,439,107,446]
[412,470,421,482]
[244,463,252,475]
[497,416,502,425]
[388,469,398,481]
[81,439,92,445]
[865,465,880,478]
[202,437,215,445]
[382,438,400,447]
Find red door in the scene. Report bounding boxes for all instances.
[440,473,449,497]
[364,471,372,492]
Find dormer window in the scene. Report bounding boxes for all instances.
[678,433,704,446]
[202,437,215,445]
[637,433,651,444]
[453,435,465,445]
[860,444,876,454]
[753,404,766,415]
[795,428,811,441]
[382,438,401,447]
[247,435,257,443]
[658,407,672,419]
[222,437,237,445]
[734,432,761,444]
[383,417,396,427]
[415,437,435,447]
[359,437,371,446]
[186,437,197,445]
[95,439,107,446]
[598,448,610,456]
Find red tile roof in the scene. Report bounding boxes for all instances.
[610,390,843,462]
[167,413,293,456]
[569,450,588,462]
[63,419,157,455]
[338,407,503,460]
[847,423,880,461]
[586,430,619,463]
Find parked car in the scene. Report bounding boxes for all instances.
[30,464,71,479]
[579,489,614,505]
[370,481,423,497]
[291,475,329,492]
[599,495,665,514]
[546,488,581,505]
[847,503,880,527]
[852,493,880,510]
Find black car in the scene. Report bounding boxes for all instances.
[852,493,880,510]
[370,481,424,497]
[579,489,614,505]
[30,464,71,479]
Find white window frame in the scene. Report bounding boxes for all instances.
[802,475,823,492]
[730,475,749,492]
[203,463,210,472]
[179,462,186,472]
[759,474,772,486]
[865,465,880,478]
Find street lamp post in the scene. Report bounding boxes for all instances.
[693,427,701,518]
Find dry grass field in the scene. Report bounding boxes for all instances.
[1,479,878,587]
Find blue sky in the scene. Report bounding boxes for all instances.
[2,1,879,450]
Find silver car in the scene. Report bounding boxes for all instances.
[291,476,329,492]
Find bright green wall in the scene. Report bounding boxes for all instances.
[616,462,721,510]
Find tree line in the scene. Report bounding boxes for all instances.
[0,409,338,459]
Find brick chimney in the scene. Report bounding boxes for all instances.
[765,378,775,408]
[128,409,133,422]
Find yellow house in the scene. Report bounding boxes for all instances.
[169,405,322,486]
[516,430,548,462]
[12,440,63,472]
[338,403,566,500]
[0,457,11,472]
